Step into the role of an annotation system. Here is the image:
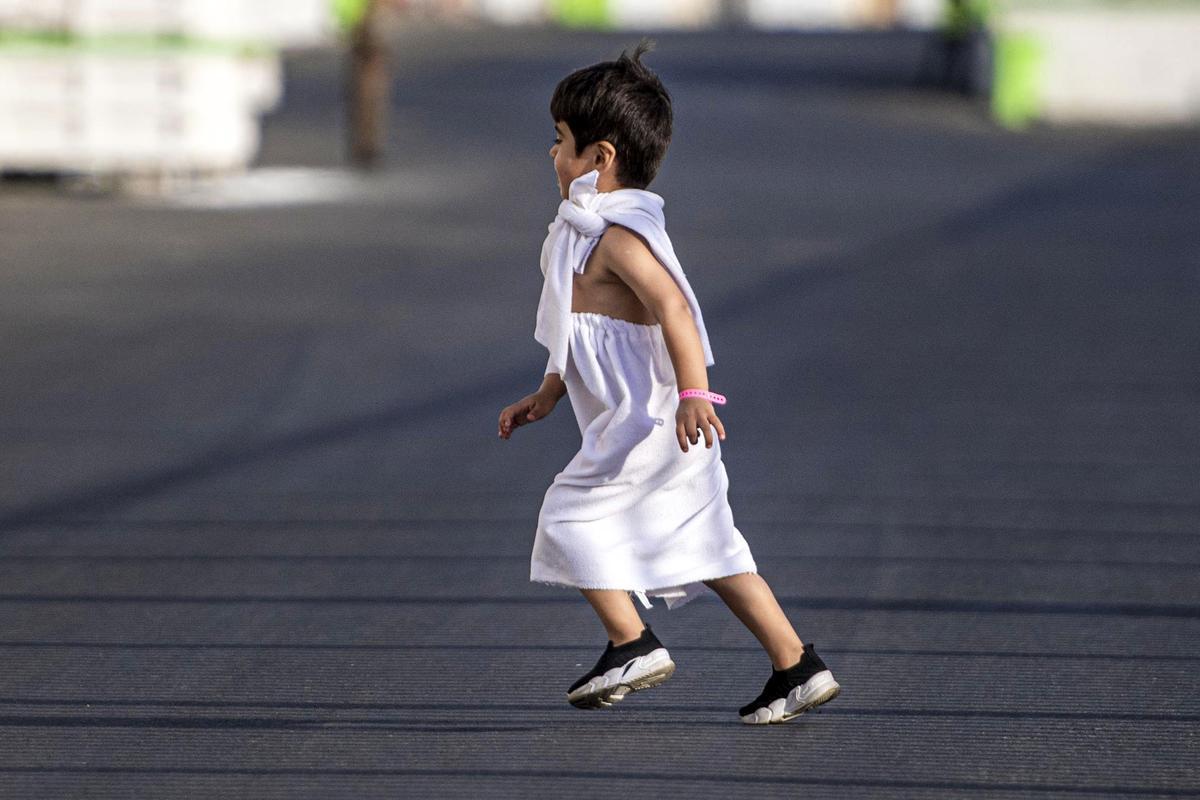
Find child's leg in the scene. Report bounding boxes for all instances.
[703,572,805,670]
[580,589,645,645]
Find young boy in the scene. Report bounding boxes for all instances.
[497,41,840,725]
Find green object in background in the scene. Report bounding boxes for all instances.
[552,0,611,29]
[992,31,1042,129]
[332,0,372,32]
[943,0,992,40]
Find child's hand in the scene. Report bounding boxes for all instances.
[676,397,726,453]
[498,391,558,439]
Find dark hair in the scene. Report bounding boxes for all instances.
[550,39,672,189]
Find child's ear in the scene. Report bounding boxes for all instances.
[594,140,617,172]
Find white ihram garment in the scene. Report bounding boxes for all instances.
[530,170,757,609]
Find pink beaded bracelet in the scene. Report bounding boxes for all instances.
[679,388,727,405]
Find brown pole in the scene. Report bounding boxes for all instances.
[867,0,899,27]
[348,0,391,168]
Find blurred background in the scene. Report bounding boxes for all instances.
[2,0,1199,185]
[0,1,1197,798]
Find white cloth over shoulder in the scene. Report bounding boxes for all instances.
[534,169,715,380]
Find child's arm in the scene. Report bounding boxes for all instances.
[596,225,727,453]
[498,371,565,440]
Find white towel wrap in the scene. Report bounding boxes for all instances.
[534,169,715,380]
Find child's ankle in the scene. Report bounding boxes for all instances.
[610,626,647,646]
[772,642,806,671]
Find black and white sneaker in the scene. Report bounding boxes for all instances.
[566,625,675,709]
[739,642,840,724]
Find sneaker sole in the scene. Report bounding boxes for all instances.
[740,670,840,725]
[567,648,675,709]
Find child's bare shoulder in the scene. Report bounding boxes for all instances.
[594,223,658,272]
[592,222,683,312]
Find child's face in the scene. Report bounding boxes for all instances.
[550,120,598,200]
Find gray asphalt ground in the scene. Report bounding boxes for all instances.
[1,25,1198,799]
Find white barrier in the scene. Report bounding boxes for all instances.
[0,1,331,176]
[0,0,333,47]
[0,50,274,173]
[996,7,1200,125]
